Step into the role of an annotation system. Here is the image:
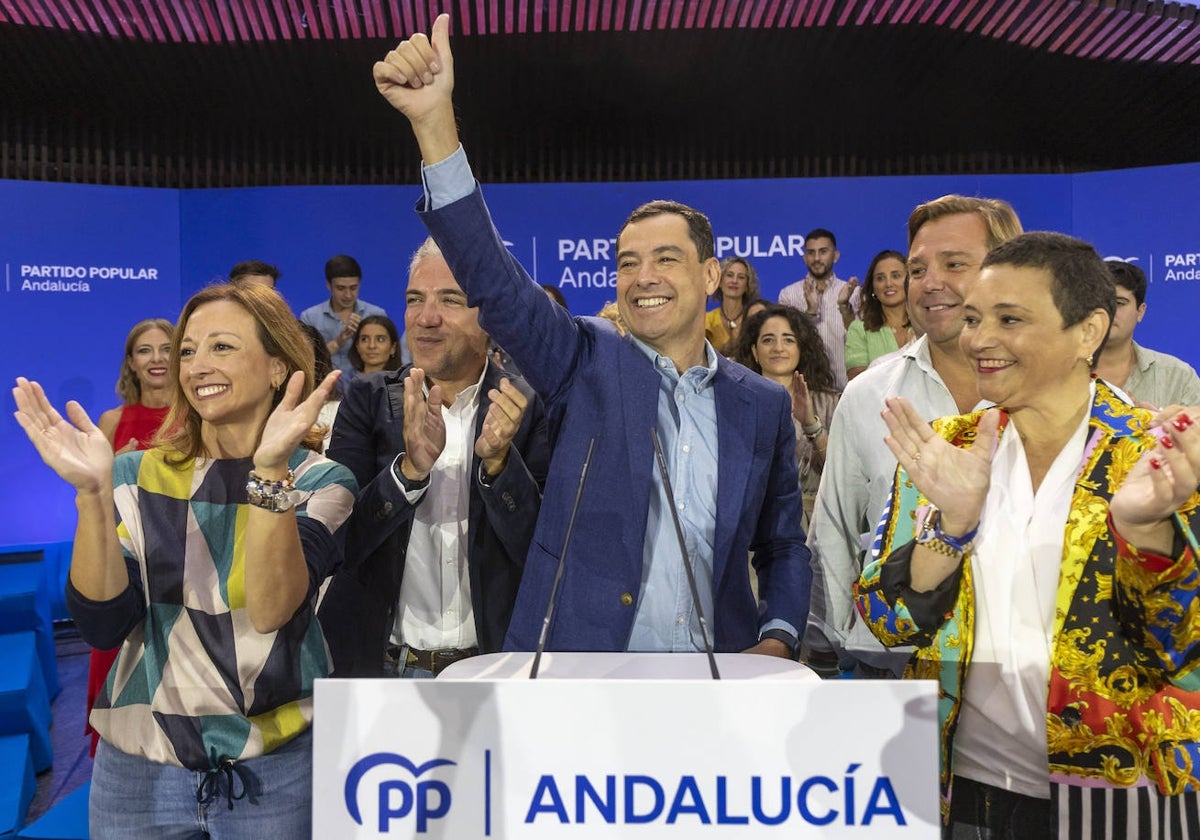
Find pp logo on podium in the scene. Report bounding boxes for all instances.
[344,753,456,833]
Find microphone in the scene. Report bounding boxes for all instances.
[650,428,721,680]
[529,437,596,679]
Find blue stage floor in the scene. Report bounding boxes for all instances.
[29,626,92,824]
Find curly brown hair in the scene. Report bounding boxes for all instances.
[733,304,837,393]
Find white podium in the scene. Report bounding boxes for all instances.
[313,653,939,838]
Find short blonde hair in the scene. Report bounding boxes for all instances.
[907,195,1023,251]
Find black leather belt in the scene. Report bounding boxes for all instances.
[386,644,479,676]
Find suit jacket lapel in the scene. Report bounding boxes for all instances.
[713,361,755,589]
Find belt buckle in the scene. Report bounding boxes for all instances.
[430,647,474,676]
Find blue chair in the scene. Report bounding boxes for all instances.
[0,734,35,838]
[0,632,52,773]
[0,551,61,701]
[15,782,88,840]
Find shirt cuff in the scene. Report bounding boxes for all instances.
[421,144,474,210]
[390,452,429,503]
[1108,511,1185,575]
[759,619,799,645]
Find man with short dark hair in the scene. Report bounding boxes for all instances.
[777,228,858,389]
[806,195,1023,677]
[372,16,809,657]
[1093,260,1200,409]
[318,237,550,677]
[299,254,387,376]
[228,259,280,288]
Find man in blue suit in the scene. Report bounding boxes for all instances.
[318,238,550,676]
[373,16,810,657]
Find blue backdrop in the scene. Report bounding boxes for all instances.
[3,163,1198,546]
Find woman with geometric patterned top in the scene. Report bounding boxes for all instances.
[13,282,357,839]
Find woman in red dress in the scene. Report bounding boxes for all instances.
[88,318,175,753]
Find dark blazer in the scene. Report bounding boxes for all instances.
[420,188,811,653]
[317,363,549,676]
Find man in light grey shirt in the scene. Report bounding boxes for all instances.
[1093,260,1200,410]
[777,228,857,390]
[805,195,1023,676]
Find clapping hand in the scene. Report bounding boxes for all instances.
[475,377,529,477]
[400,368,446,482]
[12,377,113,494]
[1110,410,1200,552]
[881,397,1000,534]
[837,276,859,308]
[254,370,342,474]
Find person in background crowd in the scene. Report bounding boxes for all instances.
[845,249,912,380]
[299,254,387,377]
[745,298,768,321]
[298,321,341,454]
[348,314,403,376]
[858,231,1200,838]
[228,260,281,289]
[90,317,176,755]
[778,228,857,390]
[806,194,1022,679]
[374,15,809,657]
[596,301,628,335]
[541,284,569,311]
[319,237,550,678]
[98,319,175,454]
[1093,259,1200,410]
[705,256,760,355]
[13,282,355,838]
[733,304,839,527]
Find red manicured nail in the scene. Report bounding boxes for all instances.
[1150,457,1162,470]
[1160,436,1175,450]
[1173,413,1194,432]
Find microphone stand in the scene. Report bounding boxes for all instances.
[529,438,596,679]
[650,429,721,680]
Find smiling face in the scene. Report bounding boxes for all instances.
[404,255,489,396]
[178,300,285,439]
[906,213,991,349]
[751,315,801,382]
[128,326,172,397]
[355,323,397,372]
[803,237,838,281]
[720,260,750,302]
[960,264,1102,414]
[871,257,908,312]
[616,213,719,368]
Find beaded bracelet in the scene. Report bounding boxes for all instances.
[246,469,301,513]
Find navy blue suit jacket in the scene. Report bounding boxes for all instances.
[420,188,811,652]
[317,364,549,676]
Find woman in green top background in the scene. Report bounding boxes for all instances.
[845,249,912,380]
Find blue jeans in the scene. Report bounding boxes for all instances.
[90,729,313,839]
[382,644,435,679]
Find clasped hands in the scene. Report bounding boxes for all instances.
[398,368,528,483]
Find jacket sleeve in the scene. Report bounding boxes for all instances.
[807,395,873,648]
[328,374,423,574]
[854,466,961,647]
[419,187,588,406]
[477,392,550,567]
[1112,507,1200,684]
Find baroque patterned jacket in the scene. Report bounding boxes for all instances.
[854,380,1200,822]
